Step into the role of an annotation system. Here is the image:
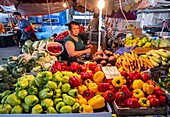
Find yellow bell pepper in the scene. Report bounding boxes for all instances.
[121,76,126,84]
[142,83,154,95]
[78,98,87,105]
[133,89,145,98]
[88,94,105,109]
[78,85,88,95]
[77,94,83,99]
[79,104,93,113]
[88,83,98,93]
[84,79,92,87]
[112,76,124,87]
[132,79,144,89]
[93,71,104,84]
[138,97,150,107]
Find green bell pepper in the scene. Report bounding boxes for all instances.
[46,81,57,90]
[61,76,70,83]
[54,89,62,98]
[21,102,30,113]
[17,90,28,99]
[56,71,63,77]
[57,82,63,89]
[32,104,43,114]
[54,98,63,105]
[68,89,78,98]
[25,95,39,107]
[11,105,23,114]
[61,83,71,93]
[28,86,38,95]
[46,107,57,114]
[1,104,12,114]
[41,98,54,108]
[6,94,21,106]
[60,106,72,113]
[1,95,8,104]
[41,71,52,81]
[56,102,65,112]
[39,88,53,99]
[18,77,29,89]
[35,74,43,88]
[63,94,76,106]
[52,73,62,82]
[72,102,80,113]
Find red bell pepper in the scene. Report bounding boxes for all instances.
[119,85,132,98]
[141,73,150,82]
[157,95,166,106]
[126,97,139,108]
[98,83,110,92]
[109,85,116,94]
[147,95,160,107]
[147,80,155,85]
[55,61,62,71]
[80,72,89,80]
[49,66,57,74]
[83,90,94,101]
[69,62,79,72]
[78,64,87,72]
[129,70,138,80]
[115,91,125,103]
[104,78,112,85]
[132,73,142,81]
[93,65,102,73]
[104,90,114,102]
[153,86,166,97]
[88,63,96,71]
[120,71,129,79]
[87,72,94,81]
[69,76,80,88]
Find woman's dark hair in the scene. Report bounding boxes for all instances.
[67,21,79,30]
[13,12,21,17]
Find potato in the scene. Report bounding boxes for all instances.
[100,60,107,66]
[103,54,108,60]
[94,55,104,63]
[108,56,116,65]
[95,49,103,55]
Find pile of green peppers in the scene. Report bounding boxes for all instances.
[0,71,80,114]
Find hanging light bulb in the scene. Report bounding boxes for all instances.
[97,0,105,9]
[63,0,67,8]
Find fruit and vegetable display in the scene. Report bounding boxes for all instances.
[125,35,170,47]
[92,49,117,66]
[145,49,170,67]
[0,39,58,93]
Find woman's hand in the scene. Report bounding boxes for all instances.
[85,48,92,53]
[86,44,92,49]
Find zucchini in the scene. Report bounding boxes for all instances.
[161,61,169,67]
[149,56,161,64]
[168,60,170,65]
[161,56,168,62]
[151,51,161,59]
[150,58,159,67]
[156,50,169,58]
[146,50,154,56]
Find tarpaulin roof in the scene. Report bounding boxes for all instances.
[0,0,81,16]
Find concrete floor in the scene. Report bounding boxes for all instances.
[0,46,20,65]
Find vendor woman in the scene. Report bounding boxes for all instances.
[64,21,92,58]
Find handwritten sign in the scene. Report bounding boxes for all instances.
[102,66,121,79]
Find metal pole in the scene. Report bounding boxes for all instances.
[46,0,52,33]
[98,6,102,51]
[85,0,87,26]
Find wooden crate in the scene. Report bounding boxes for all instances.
[113,101,167,116]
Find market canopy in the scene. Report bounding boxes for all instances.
[77,0,155,16]
[0,0,81,15]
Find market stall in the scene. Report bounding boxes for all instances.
[0,0,170,117]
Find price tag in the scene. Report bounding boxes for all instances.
[133,28,142,38]
[102,66,121,79]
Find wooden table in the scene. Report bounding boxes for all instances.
[134,47,170,54]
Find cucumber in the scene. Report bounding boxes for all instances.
[146,50,154,56]
[168,60,170,65]
[150,58,159,67]
[148,56,161,64]
[156,50,169,58]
